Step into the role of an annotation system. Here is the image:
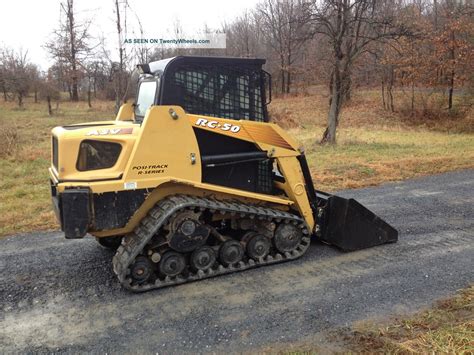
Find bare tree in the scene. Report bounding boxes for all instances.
[258,0,312,94]
[312,0,408,144]
[112,0,131,111]
[227,11,264,58]
[28,65,41,103]
[132,11,151,64]
[3,48,31,108]
[0,48,8,101]
[45,0,92,101]
[39,72,61,116]
[439,0,472,110]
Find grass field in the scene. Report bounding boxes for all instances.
[340,286,474,353]
[0,100,113,236]
[0,90,473,236]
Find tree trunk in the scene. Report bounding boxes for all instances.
[87,81,92,108]
[71,80,79,101]
[47,96,53,116]
[388,67,395,112]
[67,0,79,102]
[389,86,394,112]
[34,90,38,103]
[18,93,23,108]
[448,76,454,110]
[381,78,386,109]
[448,30,455,110]
[321,70,342,145]
[344,75,352,102]
[115,0,124,112]
[280,68,285,94]
[286,70,291,94]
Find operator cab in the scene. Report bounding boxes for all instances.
[134,56,274,196]
[134,56,271,122]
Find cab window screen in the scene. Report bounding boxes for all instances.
[171,64,265,121]
[77,140,122,171]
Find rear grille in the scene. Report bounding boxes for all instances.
[52,136,58,169]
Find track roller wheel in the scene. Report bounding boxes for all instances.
[190,246,216,271]
[130,256,153,284]
[274,224,302,253]
[219,240,244,266]
[159,251,186,277]
[246,234,271,260]
[96,236,122,250]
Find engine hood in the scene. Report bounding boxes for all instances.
[50,120,140,182]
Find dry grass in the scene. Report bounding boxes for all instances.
[301,127,474,191]
[270,88,474,133]
[0,99,114,236]
[0,89,473,236]
[270,88,474,192]
[0,125,20,158]
[339,286,474,353]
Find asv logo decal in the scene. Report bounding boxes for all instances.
[195,118,241,133]
[85,127,133,136]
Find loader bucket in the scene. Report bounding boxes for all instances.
[320,195,398,251]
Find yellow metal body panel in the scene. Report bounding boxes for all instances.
[51,124,138,181]
[51,104,315,237]
[122,106,201,182]
[187,114,302,154]
[116,102,135,121]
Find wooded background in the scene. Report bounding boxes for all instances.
[0,0,472,143]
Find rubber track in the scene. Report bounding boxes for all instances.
[112,195,311,292]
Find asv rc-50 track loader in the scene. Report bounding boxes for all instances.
[49,56,397,292]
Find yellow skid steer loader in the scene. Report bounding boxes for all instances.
[49,56,397,292]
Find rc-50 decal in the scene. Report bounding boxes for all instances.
[195,118,241,133]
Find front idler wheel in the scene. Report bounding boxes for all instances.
[190,246,216,271]
[159,251,186,277]
[219,240,244,266]
[130,256,153,284]
[274,224,302,253]
[246,234,271,260]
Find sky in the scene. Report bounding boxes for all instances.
[0,0,258,70]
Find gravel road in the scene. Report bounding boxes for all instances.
[1,170,473,353]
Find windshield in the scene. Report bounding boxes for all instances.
[135,80,158,118]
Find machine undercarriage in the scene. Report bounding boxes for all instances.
[113,195,310,291]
